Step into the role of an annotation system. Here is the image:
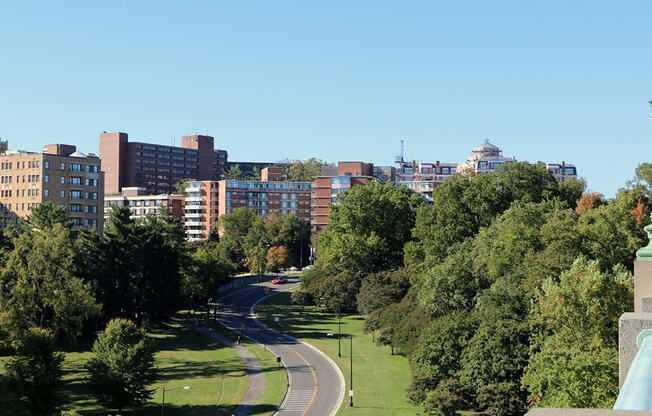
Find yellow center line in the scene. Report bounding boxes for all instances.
[286,344,319,416]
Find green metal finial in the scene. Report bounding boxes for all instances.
[636,219,652,261]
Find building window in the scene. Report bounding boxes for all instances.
[70,163,82,171]
[60,162,65,170]
[86,165,99,173]
[86,192,98,200]
[69,177,82,185]
[60,190,65,198]
[61,176,65,184]
[44,161,50,169]
[85,178,98,187]
[44,189,49,197]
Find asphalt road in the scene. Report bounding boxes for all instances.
[216,277,344,416]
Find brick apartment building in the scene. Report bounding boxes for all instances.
[0,142,104,232]
[104,187,184,224]
[99,132,228,195]
[311,161,374,233]
[184,167,312,241]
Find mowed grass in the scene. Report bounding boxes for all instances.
[1,321,250,415]
[256,290,424,416]
[200,316,288,416]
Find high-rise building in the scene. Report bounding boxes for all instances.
[183,167,312,241]
[99,132,228,195]
[311,162,374,233]
[104,187,184,224]
[0,141,104,232]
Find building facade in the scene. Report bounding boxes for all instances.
[0,142,104,232]
[311,162,374,233]
[183,167,312,241]
[99,132,228,195]
[104,187,184,224]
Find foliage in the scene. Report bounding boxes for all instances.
[99,207,187,324]
[182,245,233,307]
[4,327,64,416]
[357,268,410,315]
[266,245,291,272]
[22,201,70,231]
[575,192,605,215]
[0,224,100,343]
[246,244,268,275]
[280,158,331,181]
[318,181,423,273]
[86,319,158,412]
[523,257,632,407]
[225,164,247,180]
[290,290,311,307]
[476,383,524,416]
[265,214,311,267]
[423,378,468,416]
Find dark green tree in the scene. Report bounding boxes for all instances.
[225,164,247,180]
[22,201,70,231]
[86,319,158,413]
[280,158,331,181]
[5,327,63,416]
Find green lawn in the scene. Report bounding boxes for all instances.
[256,290,424,416]
[1,321,251,415]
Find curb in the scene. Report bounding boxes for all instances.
[251,286,346,416]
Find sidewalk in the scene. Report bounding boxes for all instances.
[194,326,266,416]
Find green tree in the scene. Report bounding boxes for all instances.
[522,257,633,407]
[217,208,263,268]
[182,246,233,309]
[357,268,410,315]
[225,164,247,180]
[86,319,158,413]
[0,224,100,343]
[281,158,331,181]
[5,327,64,416]
[246,244,268,275]
[476,383,524,416]
[424,378,468,416]
[265,214,311,267]
[22,201,70,231]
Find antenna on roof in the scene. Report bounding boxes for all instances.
[401,139,405,160]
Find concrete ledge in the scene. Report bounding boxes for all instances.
[527,409,652,415]
[619,312,652,386]
[635,262,652,313]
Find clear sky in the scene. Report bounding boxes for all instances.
[1,1,651,196]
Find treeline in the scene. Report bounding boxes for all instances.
[0,203,308,414]
[298,162,649,415]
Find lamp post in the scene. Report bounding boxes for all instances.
[349,335,353,407]
[338,313,341,357]
[162,385,191,416]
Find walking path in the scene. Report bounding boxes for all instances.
[194,326,266,416]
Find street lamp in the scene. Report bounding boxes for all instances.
[162,386,191,416]
[337,313,341,357]
[349,335,353,407]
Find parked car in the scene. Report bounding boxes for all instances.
[271,277,288,284]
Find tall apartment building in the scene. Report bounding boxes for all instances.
[104,187,184,224]
[99,132,228,195]
[0,142,104,232]
[183,167,312,241]
[311,162,374,233]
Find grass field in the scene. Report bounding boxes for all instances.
[256,290,424,416]
[0,317,286,416]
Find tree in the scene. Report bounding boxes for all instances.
[22,201,70,230]
[225,164,247,180]
[0,223,100,343]
[424,378,468,416]
[218,208,263,268]
[318,181,423,273]
[281,158,331,181]
[357,268,410,315]
[265,214,311,267]
[250,166,261,181]
[246,244,268,275]
[86,319,158,413]
[476,383,524,416]
[266,245,290,272]
[522,257,633,407]
[5,327,64,415]
[576,192,605,215]
[182,246,233,309]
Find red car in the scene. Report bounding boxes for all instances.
[271,277,288,284]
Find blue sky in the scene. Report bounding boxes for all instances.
[1,1,651,196]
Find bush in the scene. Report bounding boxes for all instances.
[86,319,158,412]
[424,378,468,416]
[290,290,312,307]
[476,383,524,416]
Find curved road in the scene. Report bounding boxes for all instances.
[216,277,344,416]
